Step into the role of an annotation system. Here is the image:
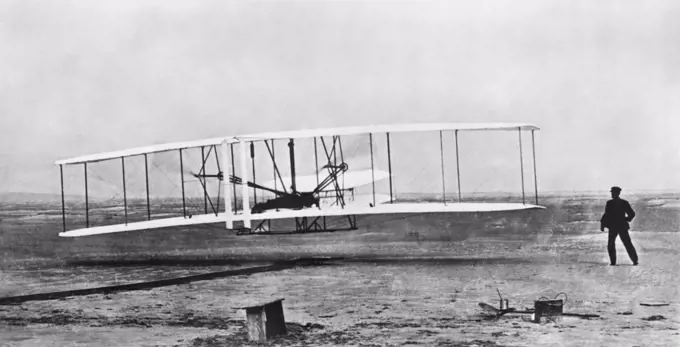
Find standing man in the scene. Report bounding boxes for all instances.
[600,186,638,266]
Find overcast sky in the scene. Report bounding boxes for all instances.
[1,0,679,196]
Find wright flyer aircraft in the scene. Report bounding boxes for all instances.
[55,123,544,237]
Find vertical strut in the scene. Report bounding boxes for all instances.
[179,149,186,218]
[455,130,461,202]
[531,130,539,205]
[332,136,339,206]
[439,130,446,205]
[314,137,319,188]
[214,145,221,215]
[250,142,257,204]
[122,157,128,224]
[60,164,66,233]
[338,136,345,191]
[386,132,393,204]
[144,153,151,220]
[369,133,376,206]
[272,140,278,193]
[221,140,233,229]
[239,140,251,229]
[230,144,237,213]
[288,139,296,193]
[201,146,207,214]
[518,127,526,205]
[84,163,89,228]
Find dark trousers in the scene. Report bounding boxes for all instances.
[608,228,638,265]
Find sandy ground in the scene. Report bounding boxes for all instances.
[1,230,678,347]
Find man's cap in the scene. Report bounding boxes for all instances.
[610,186,622,192]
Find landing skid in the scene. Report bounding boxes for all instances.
[234,215,358,235]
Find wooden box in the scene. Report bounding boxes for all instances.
[237,298,287,341]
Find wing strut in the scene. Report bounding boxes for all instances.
[369,133,376,207]
[313,137,320,188]
[518,127,526,205]
[439,130,446,205]
[220,141,233,228]
[331,136,343,206]
[314,136,327,228]
[179,149,187,218]
[144,154,151,220]
[339,136,345,191]
[60,164,66,233]
[531,130,539,205]
[250,142,257,203]
[455,130,461,202]
[201,146,207,214]
[386,132,393,204]
[271,140,277,192]
[288,139,296,193]
[230,144,237,213]
[84,163,89,228]
[122,157,128,224]
[332,136,345,206]
[215,145,222,214]
[239,140,251,229]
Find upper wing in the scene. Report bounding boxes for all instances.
[56,122,539,165]
[229,122,540,143]
[56,137,227,165]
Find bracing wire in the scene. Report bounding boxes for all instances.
[181,147,222,215]
[151,160,182,192]
[86,169,123,201]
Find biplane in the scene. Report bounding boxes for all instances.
[55,123,544,237]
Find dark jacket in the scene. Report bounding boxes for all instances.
[601,198,636,230]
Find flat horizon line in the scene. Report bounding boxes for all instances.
[1,189,678,202]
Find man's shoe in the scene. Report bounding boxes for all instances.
[633,262,638,266]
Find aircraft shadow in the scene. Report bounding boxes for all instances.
[66,258,249,267]
[338,256,536,266]
[65,256,535,268]
[0,260,308,305]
